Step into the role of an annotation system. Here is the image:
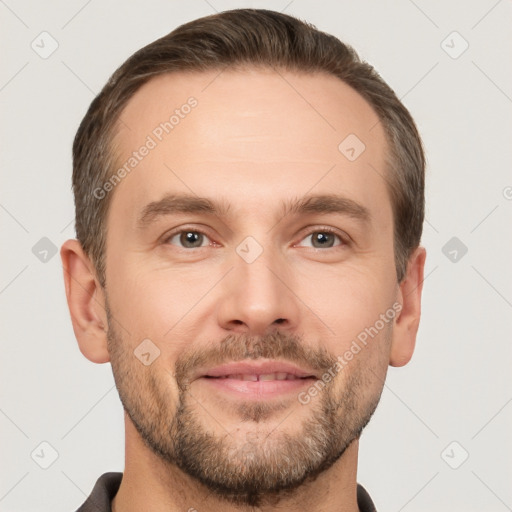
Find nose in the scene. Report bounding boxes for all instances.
[216,243,301,337]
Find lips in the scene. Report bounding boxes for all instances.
[200,360,318,380]
[195,360,318,400]
[211,373,304,381]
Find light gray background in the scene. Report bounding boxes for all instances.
[1,1,511,510]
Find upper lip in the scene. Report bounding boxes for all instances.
[197,360,318,379]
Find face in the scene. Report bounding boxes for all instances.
[104,69,399,505]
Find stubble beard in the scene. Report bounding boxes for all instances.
[106,304,387,507]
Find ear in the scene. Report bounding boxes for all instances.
[60,239,110,363]
[389,246,427,367]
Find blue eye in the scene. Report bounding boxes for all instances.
[298,230,343,249]
[167,230,210,248]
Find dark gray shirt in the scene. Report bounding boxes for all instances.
[75,472,377,512]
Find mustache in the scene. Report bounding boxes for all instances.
[174,331,338,389]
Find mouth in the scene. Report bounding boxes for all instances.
[195,360,319,399]
[206,373,308,381]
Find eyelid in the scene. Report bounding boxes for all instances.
[161,225,351,249]
[293,225,350,248]
[161,225,217,247]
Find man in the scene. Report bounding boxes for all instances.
[61,8,426,512]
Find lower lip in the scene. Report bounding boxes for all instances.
[197,376,316,399]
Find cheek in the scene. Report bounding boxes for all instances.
[327,319,392,410]
[293,260,396,345]
[107,260,213,349]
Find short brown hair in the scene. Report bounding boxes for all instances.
[72,8,425,286]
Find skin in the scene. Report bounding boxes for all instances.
[61,68,426,512]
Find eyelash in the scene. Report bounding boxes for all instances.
[299,227,348,249]
[162,226,349,251]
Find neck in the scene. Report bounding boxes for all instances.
[112,412,360,512]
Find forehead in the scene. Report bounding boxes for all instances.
[113,68,385,156]
[108,68,390,220]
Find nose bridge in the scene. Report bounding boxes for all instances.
[216,235,300,335]
[238,239,283,302]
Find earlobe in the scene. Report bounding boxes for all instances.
[60,239,110,364]
[389,246,427,367]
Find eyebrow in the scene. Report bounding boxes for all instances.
[281,194,370,222]
[137,193,371,228]
[138,194,231,227]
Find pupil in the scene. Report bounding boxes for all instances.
[182,231,202,247]
[314,232,333,248]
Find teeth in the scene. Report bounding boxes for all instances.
[222,373,299,381]
[226,374,258,381]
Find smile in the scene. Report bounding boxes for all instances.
[207,373,308,381]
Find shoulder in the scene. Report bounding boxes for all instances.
[74,472,123,512]
[357,483,377,512]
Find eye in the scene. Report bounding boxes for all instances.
[165,229,212,249]
[297,229,344,249]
